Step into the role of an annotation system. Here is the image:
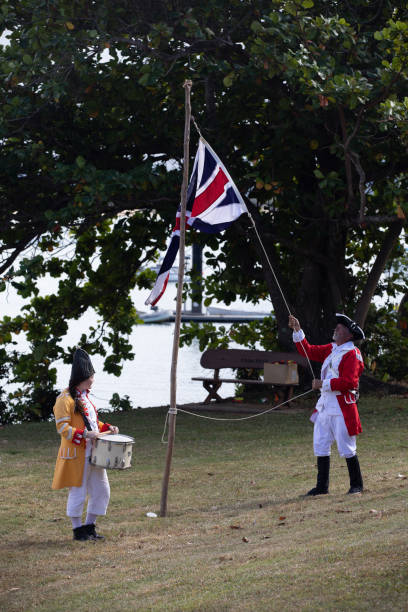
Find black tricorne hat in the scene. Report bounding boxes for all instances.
[70,347,95,387]
[335,313,365,341]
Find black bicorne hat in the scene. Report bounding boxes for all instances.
[335,313,365,341]
[70,347,95,387]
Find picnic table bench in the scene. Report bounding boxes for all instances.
[192,348,308,404]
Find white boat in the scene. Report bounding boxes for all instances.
[207,306,271,319]
[145,255,191,283]
[137,306,271,324]
[137,309,172,323]
[164,307,272,323]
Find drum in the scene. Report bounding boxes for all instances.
[90,434,135,469]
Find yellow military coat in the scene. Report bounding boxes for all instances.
[51,389,109,489]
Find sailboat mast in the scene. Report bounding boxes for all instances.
[191,244,203,314]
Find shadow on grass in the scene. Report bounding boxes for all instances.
[1,537,95,551]
[168,493,322,517]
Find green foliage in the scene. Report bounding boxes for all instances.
[0,0,407,422]
[0,358,12,424]
[180,316,278,352]
[364,304,408,383]
[180,322,231,352]
[108,392,133,412]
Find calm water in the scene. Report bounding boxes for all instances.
[1,279,271,410]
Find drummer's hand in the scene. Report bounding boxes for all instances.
[109,425,119,434]
[85,430,99,440]
[312,379,323,390]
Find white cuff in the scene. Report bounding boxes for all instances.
[322,380,332,392]
[292,329,305,343]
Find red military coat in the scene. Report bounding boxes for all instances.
[295,335,364,436]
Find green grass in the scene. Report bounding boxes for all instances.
[1,396,407,611]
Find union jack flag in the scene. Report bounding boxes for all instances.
[145,138,248,306]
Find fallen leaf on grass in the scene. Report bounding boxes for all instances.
[219,556,233,562]
[335,509,352,513]
[278,522,286,526]
[207,472,214,476]
[9,588,20,592]
[242,536,249,543]
[279,516,286,521]
[261,535,271,539]
[396,474,407,479]
[230,524,242,530]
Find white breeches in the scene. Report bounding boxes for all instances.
[313,412,357,458]
[66,459,110,517]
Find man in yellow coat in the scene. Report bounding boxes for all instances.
[52,348,119,541]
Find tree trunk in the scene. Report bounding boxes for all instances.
[398,291,408,336]
[249,203,404,349]
[354,220,404,327]
[247,205,294,350]
[295,212,348,343]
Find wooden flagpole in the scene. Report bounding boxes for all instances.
[160,79,193,518]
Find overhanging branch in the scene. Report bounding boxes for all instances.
[354,220,405,326]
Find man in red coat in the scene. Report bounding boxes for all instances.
[288,313,365,495]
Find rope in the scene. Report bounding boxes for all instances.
[246,211,292,317]
[246,211,316,379]
[163,115,317,447]
[189,119,314,380]
[161,388,314,442]
[161,410,170,443]
[191,115,203,138]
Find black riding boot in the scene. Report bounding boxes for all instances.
[84,523,105,540]
[346,455,363,494]
[72,525,89,541]
[306,456,330,496]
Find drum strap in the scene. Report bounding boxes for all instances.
[82,413,92,431]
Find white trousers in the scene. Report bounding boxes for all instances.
[66,459,110,518]
[313,412,357,458]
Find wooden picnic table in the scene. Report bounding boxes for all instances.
[192,348,308,404]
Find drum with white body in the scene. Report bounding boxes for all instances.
[90,434,134,469]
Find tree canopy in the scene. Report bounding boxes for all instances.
[0,0,407,421]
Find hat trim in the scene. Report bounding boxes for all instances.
[335,313,365,340]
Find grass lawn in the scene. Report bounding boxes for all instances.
[0,395,407,611]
